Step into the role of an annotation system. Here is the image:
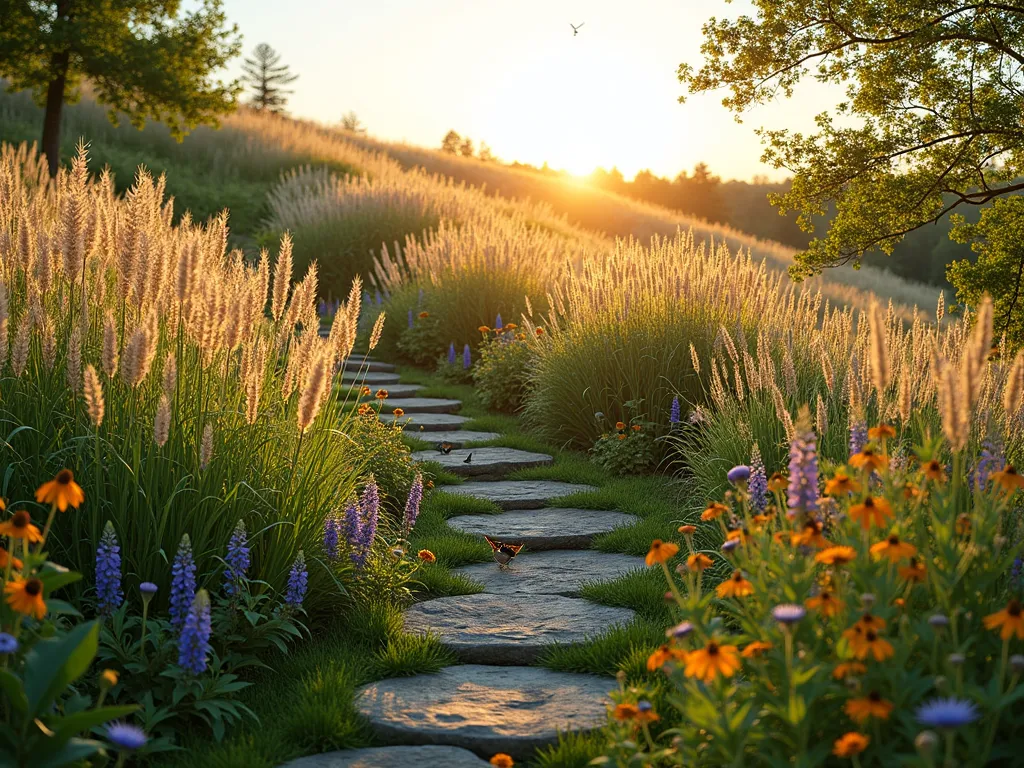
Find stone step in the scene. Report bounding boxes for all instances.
[342,359,397,374]
[454,551,645,596]
[282,746,489,768]
[409,430,501,448]
[342,371,400,386]
[357,384,422,400]
[411,447,553,479]
[383,412,471,432]
[443,480,597,510]
[403,593,634,665]
[357,665,616,760]
[381,397,462,415]
[448,508,640,550]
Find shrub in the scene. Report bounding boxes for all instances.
[472,327,534,412]
[590,406,657,475]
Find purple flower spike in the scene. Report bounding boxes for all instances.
[669,396,681,425]
[848,418,867,458]
[224,521,250,597]
[285,551,308,608]
[95,521,124,617]
[448,342,456,365]
[351,478,380,569]
[177,589,211,675]
[324,515,340,560]
[495,313,503,330]
[463,343,471,370]
[404,473,424,533]
[407,308,414,328]
[169,535,197,630]
[787,418,819,515]
[749,444,768,513]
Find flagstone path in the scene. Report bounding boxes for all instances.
[290,356,643,766]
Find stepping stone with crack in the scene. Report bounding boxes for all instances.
[382,412,470,431]
[341,359,396,373]
[342,371,400,386]
[357,384,422,399]
[403,593,634,664]
[382,397,462,414]
[282,746,490,768]
[454,550,645,596]
[443,480,597,509]
[411,447,553,479]
[410,429,501,448]
[448,507,640,550]
[356,665,616,760]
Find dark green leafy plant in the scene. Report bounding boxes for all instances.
[472,329,534,412]
[591,404,657,476]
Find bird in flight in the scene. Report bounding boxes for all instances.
[571,22,584,36]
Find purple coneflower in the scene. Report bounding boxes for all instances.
[177,589,211,675]
[224,521,250,596]
[787,417,819,515]
[95,521,124,617]
[169,534,196,630]
[463,344,471,370]
[404,473,424,533]
[285,551,308,608]
[748,444,767,513]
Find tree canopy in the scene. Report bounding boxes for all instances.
[0,0,241,176]
[242,43,298,113]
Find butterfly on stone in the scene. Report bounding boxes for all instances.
[436,442,453,455]
[483,535,524,569]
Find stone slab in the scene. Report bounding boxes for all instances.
[282,746,489,768]
[358,384,422,400]
[403,593,634,665]
[342,359,396,373]
[448,508,640,550]
[356,665,616,760]
[454,550,645,596]
[444,480,597,509]
[342,371,400,385]
[411,447,553,478]
[408,430,501,449]
[382,397,462,414]
[383,412,470,431]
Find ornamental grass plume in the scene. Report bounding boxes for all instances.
[1004,350,1024,418]
[101,312,118,377]
[162,352,177,398]
[224,521,250,596]
[285,551,308,608]
[297,351,330,432]
[169,534,197,630]
[83,364,104,427]
[868,301,890,399]
[271,231,293,322]
[200,423,214,470]
[153,394,171,447]
[177,589,212,675]
[368,312,386,350]
[95,521,124,617]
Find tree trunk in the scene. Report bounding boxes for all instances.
[41,48,70,178]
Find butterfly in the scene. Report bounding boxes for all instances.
[436,442,453,455]
[484,535,524,569]
[463,452,473,464]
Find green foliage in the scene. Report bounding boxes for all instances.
[395,309,446,367]
[680,1,1024,289]
[949,196,1024,347]
[590,407,658,476]
[343,411,417,514]
[472,330,535,412]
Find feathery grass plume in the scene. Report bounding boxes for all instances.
[200,423,214,470]
[162,352,176,398]
[782,345,797,398]
[733,362,746,401]
[297,351,330,433]
[102,312,118,377]
[368,311,386,350]
[153,395,171,447]
[898,365,914,423]
[36,242,52,296]
[11,320,29,377]
[868,301,890,398]
[120,322,156,387]
[771,383,796,441]
[689,342,701,374]
[719,325,739,363]
[819,341,835,393]
[271,232,293,322]
[83,364,104,427]
[816,394,829,438]
[41,320,55,371]
[936,291,945,324]
[0,279,8,370]
[932,346,966,451]
[1004,351,1024,418]
[66,327,82,394]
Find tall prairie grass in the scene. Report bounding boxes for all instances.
[0,142,403,615]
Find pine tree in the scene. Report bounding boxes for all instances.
[242,43,298,113]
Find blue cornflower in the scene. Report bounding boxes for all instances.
[787,417,819,515]
[772,604,806,625]
[669,396,681,425]
[323,515,340,560]
[721,539,739,554]
[448,342,456,365]
[95,520,124,617]
[407,308,414,328]
[463,343,471,370]
[177,589,211,675]
[404,473,424,533]
[285,551,308,608]
[106,722,148,751]
[139,582,158,599]
[495,313,503,329]
[224,521,250,596]
[915,697,980,729]
[666,621,694,639]
[0,632,18,654]
[727,465,751,485]
[748,444,768,513]
[169,534,197,630]
[849,418,867,458]
[637,700,653,714]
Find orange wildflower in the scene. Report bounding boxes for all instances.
[921,458,946,482]
[375,389,389,400]
[631,424,641,432]
[992,465,1024,493]
[741,641,773,658]
[5,577,46,619]
[683,641,741,683]
[806,589,845,617]
[687,553,714,571]
[0,546,23,570]
[716,570,754,598]
[417,549,437,563]
[701,502,728,521]
[646,644,685,671]
[816,546,857,566]
[357,403,373,416]
[489,754,514,768]
[35,469,85,512]
[869,534,917,563]
[615,421,626,430]
[0,510,43,542]
[848,497,893,530]
[418,312,429,319]
[678,524,697,535]
[898,557,927,583]
[844,691,893,723]
[825,472,861,496]
[984,599,1024,640]
[535,327,545,335]
[360,385,371,396]
[791,519,829,549]
[833,732,870,757]
[767,472,788,492]
[392,408,405,418]
[645,540,679,566]
[849,448,888,473]
[868,424,896,440]
[832,661,867,680]
[845,627,894,661]
[478,326,491,333]
[613,703,638,721]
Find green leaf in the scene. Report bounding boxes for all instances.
[33,737,106,768]
[0,670,27,714]
[36,568,83,595]
[49,705,138,745]
[24,621,99,717]
[45,599,83,618]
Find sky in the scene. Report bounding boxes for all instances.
[218,0,843,182]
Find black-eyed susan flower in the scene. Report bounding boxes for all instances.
[645,540,679,566]
[992,465,1024,493]
[684,640,741,682]
[35,469,85,512]
[646,644,685,670]
[478,326,490,333]
[701,502,728,521]
[716,570,754,598]
[833,732,870,757]
[921,458,946,482]
[741,640,772,658]
[806,589,845,617]
[899,557,927,583]
[825,472,861,496]
[855,612,887,632]
[726,528,750,545]
[849,496,893,529]
[634,700,659,724]
[489,754,514,768]
[613,703,638,721]
[392,408,405,418]
[687,553,713,571]
[678,524,697,535]
[816,545,857,566]
[984,599,1024,640]
[849,448,888,473]
[0,546,23,570]
[870,534,917,562]
[791,519,829,549]
[832,661,867,680]
[846,627,894,661]
[0,510,43,542]
[417,549,437,563]
[767,472,788,492]
[844,691,893,723]
[374,389,388,400]
[5,577,46,619]
[868,424,896,441]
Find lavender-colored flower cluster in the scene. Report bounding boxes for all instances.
[223,521,250,596]
[748,444,768,513]
[404,473,424,533]
[463,343,471,370]
[95,520,124,617]
[347,479,380,569]
[448,342,456,365]
[669,396,681,425]
[169,534,197,630]
[848,418,867,458]
[971,438,1004,492]
[787,419,819,516]
[495,313,503,329]
[408,308,414,328]
[285,551,308,608]
[324,514,340,560]
[177,589,211,675]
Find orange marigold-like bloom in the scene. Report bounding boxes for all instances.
[678,524,697,535]
[0,510,43,542]
[490,754,514,768]
[645,539,679,566]
[392,408,405,418]
[617,434,626,441]
[615,421,626,431]
[35,469,85,512]
[478,326,491,333]
[832,661,867,680]
[505,323,518,330]
[375,389,389,400]
[848,496,893,530]
[816,546,857,566]
[357,403,373,416]
[868,424,896,440]
[869,534,917,563]
[806,589,845,617]
[921,458,946,482]
[5,577,46,619]
[0,546,23,570]
[613,703,638,721]
[833,732,870,758]
[417,549,437,563]
[849,448,888,473]
[535,327,545,336]
[767,472,788,492]
[361,385,371,396]
[716,570,754,598]
[631,424,641,432]
[898,557,927,583]
[741,641,773,658]
[646,644,685,670]
[984,599,1024,640]
[903,482,923,500]
[844,691,892,723]
[992,465,1024,493]
[701,502,728,521]
[687,553,714,571]
[825,472,861,496]
[683,641,741,683]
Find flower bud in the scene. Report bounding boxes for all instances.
[860,593,876,609]
[616,670,627,685]
[947,653,965,667]
[100,669,119,691]
[928,614,949,630]
[915,730,939,757]
[1011,654,1024,674]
